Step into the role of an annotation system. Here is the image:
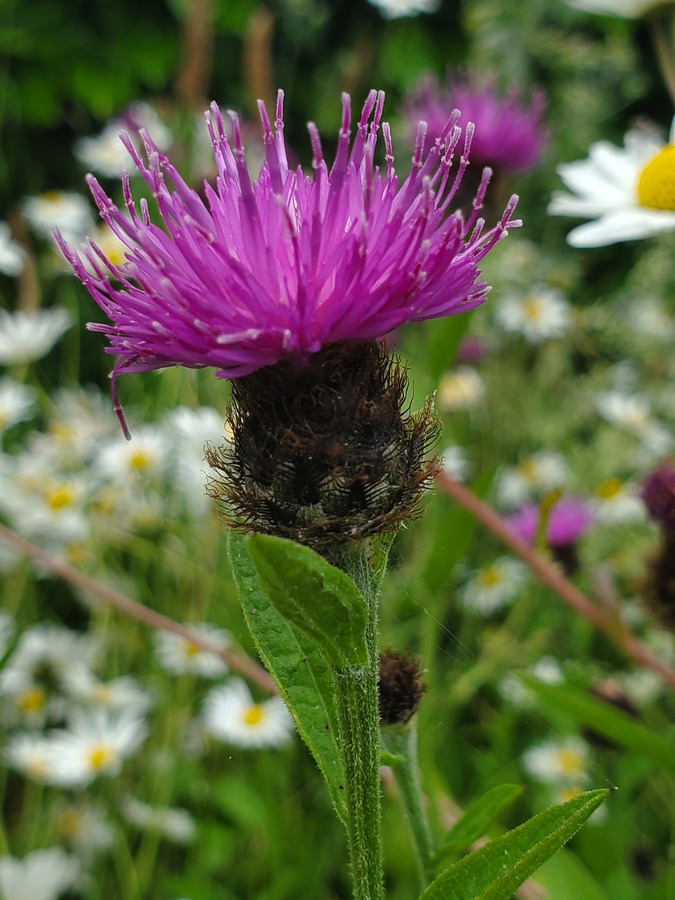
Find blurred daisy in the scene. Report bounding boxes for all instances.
[0,378,35,431]
[591,478,645,524]
[437,366,485,412]
[495,286,571,342]
[439,445,471,482]
[549,118,675,246]
[62,667,154,715]
[75,102,173,178]
[5,733,55,782]
[21,191,94,243]
[522,736,591,784]
[367,0,439,17]
[1,624,99,688]
[120,796,196,844]
[0,848,80,900]
[496,451,569,508]
[166,405,225,515]
[567,0,670,15]
[0,308,72,366]
[95,425,166,481]
[0,669,51,727]
[596,390,673,457]
[154,624,230,678]
[461,557,529,615]
[54,802,115,858]
[44,709,149,789]
[202,678,294,748]
[499,655,564,707]
[0,222,25,276]
[628,296,675,340]
[0,466,91,545]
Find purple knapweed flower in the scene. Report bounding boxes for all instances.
[57,90,520,436]
[404,74,548,174]
[641,462,675,531]
[505,496,593,547]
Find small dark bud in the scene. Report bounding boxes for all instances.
[378,649,426,726]
[641,462,675,531]
[206,340,440,548]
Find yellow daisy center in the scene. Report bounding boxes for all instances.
[184,642,202,658]
[90,684,113,704]
[557,748,585,775]
[0,411,8,428]
[595,478,623,500]
[522,297,543,321]
[243,704,265,727]
[18,687,46,714]
[477,566,502,588]
[42,190,63,203]
[58,808,84,838]
[637,146,675,210]
[518,459,538,483]
[46,485,76,510]
[129,449,153,471]
[88,744,114,770]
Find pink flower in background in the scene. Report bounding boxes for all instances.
[57,89,519,435]
[404,73,549,174]
[506,496,594,547]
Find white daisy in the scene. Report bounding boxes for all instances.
[0,463,91,545]
[166,405,225,515]
[120,796,196,844]
[0,222,25,277]
[495,286,571,343]
[366,0,440,18]
[496,451,569,509]
[62,667,154,715]
[590,478,645,524]
[567,0,669,16]
[439,445,471,482]
[437,367,485,412]
[95,425,166,482]
[1,623,99,687]
[0,308,72,366]
[628,296,675,340]
[21,191,94,244]
[500,656,565,707]
[154,624,230,678]
[595,390,673,458]
[54,802,115,857]
[461,557,529,615]
[522,737,591,785]
[0,378,35,431]
[549,118,675,246]
[0,848,80,900]
[5,733,55,782]
[44,709,149,789]
[74,102,172,178]
[202,678,294,748]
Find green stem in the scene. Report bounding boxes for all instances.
[331,544,385,900]
[381,724,434,891]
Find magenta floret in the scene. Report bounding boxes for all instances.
[57,90,520,435]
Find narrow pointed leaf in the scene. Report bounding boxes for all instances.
[246,533,369,668]
[228,533,347,823]
[432,784,524,867]
[419,789,610,900]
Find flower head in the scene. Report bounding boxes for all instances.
[549,117,675,246]
[461,556,529,615]
[641,462,675,530]
[202,677,294,748]
[0,848,80,900]
[0,222,25,277]
[404,74,548,173]
[58,90,519,436]
[495,286,571,343]
[505,496,593,547]
[0,308,72,366]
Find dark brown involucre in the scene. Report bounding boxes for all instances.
[206,340,440,548]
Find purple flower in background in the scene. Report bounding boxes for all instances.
[641,462,675,531]
[57,90,519,435]
[506,496,593,546]
[404,74,549,174]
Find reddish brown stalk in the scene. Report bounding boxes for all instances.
[174,0,214,110]
[0,522,277,694]
[436,473,675,691]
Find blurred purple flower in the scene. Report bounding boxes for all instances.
[641,462,675,530]
[404,74,549,174]
[57,90,519,435]
[506,496,593,547]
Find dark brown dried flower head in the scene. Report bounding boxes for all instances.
[378,649,426,726]
[641,462,675,532]
[642,531,675,629]
[206,340,440,548]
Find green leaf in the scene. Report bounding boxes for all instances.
[521,677,675,775]
[419,789,610,900]
[245,533,369,668]
[432,784,524,867]
[228,533,347,824]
